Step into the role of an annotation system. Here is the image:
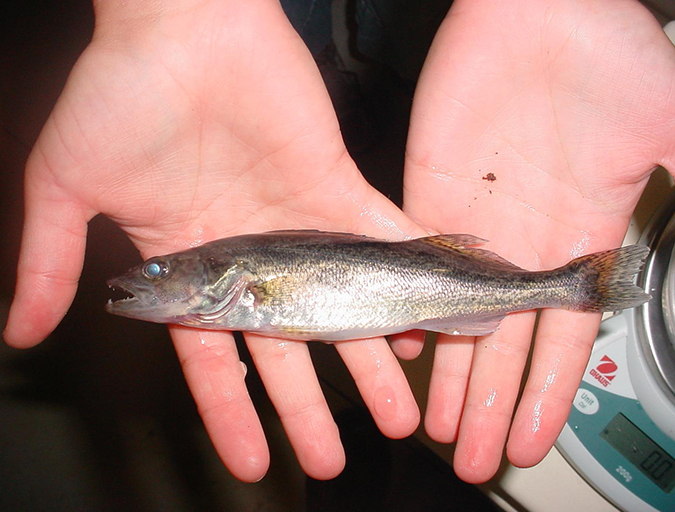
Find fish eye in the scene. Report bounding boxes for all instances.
[143,260,168,279]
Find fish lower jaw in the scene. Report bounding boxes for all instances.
[105,296,142,314]
[107,281,139,303]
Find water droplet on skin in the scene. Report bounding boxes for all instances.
[274,342,293,361]
[531,400,543,434]
[483,388,498,407]
[240,361,247,378]
[361,339,382,374]
[354,203,405,240]
[570,231,593,259]
[373,385,397,421]
[540,356,561,393]
[190,226,205,248]
[369,349,382,373]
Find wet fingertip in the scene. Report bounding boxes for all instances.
[388,330,426,360]
[373,384,398,421]
[1,326,17,348]
[506,446,546,469]
[452,461,491,484]
[505,430,548,469]
[424,418,458,444]
[237,454,271,483]
[296,433,346,481]
[452,452,501,485]
[505,434,550,469]
[423,397,461,444]
[371,389,420,440]
[2,318,45,349]
[507,401,565,467]
[401,405,422,438]
[304,451,347,481]
[391,341,424,360]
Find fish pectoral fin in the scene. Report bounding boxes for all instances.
[420,315,507,337]
[248,275,290,304]
[418,234,526,271]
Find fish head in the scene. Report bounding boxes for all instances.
[106,251,244,324]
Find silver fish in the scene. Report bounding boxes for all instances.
[106,231,651,341]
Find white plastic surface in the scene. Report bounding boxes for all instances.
[625,308,675,441]
[664,20,675,43]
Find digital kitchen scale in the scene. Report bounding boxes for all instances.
[557,195,675,512]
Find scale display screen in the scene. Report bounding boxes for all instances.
[601,413,675,493]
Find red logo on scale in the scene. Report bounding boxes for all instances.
[589,355,617,387]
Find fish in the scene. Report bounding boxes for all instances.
[106,230,651,341]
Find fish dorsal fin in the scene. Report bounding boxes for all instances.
[418,234,526,271]
[264,229,371,240]
[420,234,488,249]
[265,229,330,236]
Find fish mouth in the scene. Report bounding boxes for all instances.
[106,277,156,318]
[106,276,191,325]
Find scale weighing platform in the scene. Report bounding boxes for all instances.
[557,195,675,512]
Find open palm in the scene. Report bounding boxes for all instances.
[405,0,675,483]
[4,1,423,482]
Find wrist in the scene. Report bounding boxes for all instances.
[93,0,197,32]
[92,0,283,41]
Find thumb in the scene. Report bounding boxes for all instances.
[4,152,92,348]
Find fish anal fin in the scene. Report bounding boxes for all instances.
[419,315,506,337]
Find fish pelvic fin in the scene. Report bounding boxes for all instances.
[418,315,506,337]
[565,244,651,312]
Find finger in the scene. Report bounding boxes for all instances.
[171,327,269,483]
[245,334,345,480]
[424,333,476,443]
[346,183,427,244]
[388,330,426,360]
[453,312,536,484]
[507,310,600,468]
[4,157,91,348]
[335,337,420,439]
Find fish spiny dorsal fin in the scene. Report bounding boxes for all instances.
[420,234,488,249]
[418,234,526,271]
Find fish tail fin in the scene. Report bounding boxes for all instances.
[565,245,651,312]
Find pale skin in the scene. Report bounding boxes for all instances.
[3,0,423,482]
[404,0,675,483]
[3,0,675,486]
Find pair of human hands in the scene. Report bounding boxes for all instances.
[4,0,675,484]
